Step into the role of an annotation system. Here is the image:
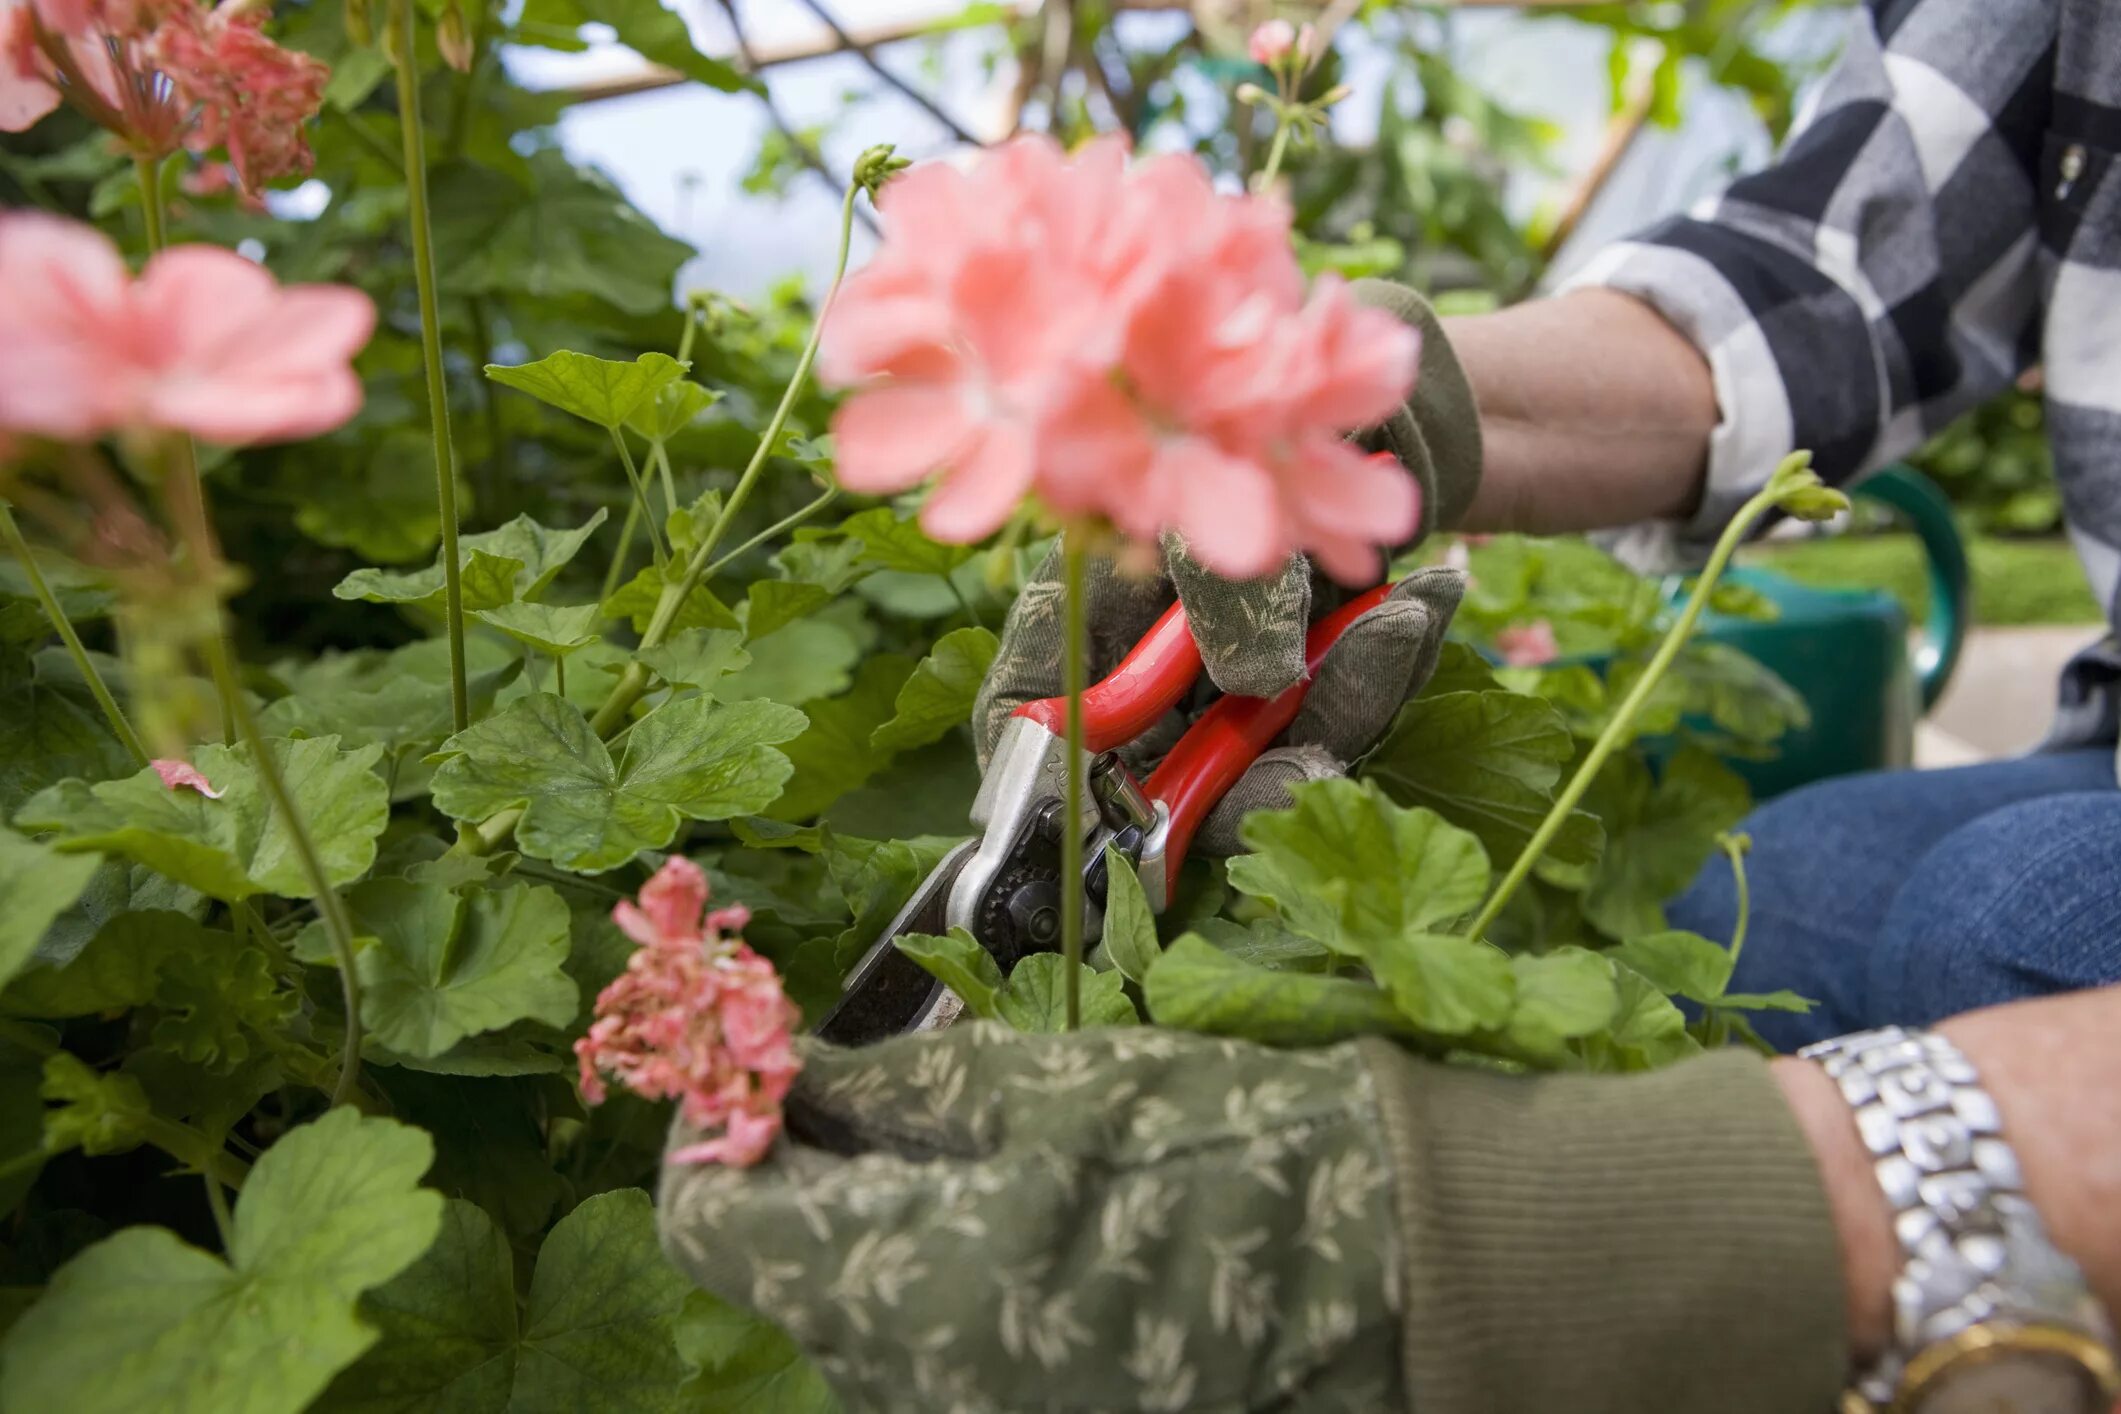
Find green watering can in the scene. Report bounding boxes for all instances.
[1684,463,1970,799]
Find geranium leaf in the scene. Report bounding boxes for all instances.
[835,508,975,578]
[471,601,603,656]
[0,829,100,991]
[322,1189,697,1414]
[3,910,204,1018]
[0,554,111,643]
[1714,989,1815,1014]
[1589,967,1701,1071]
[1097,846,1161,986]
[1144,934,1410,1046]
[680,1293,836,1413]
[16,737,389,902]
[870,627,997,754]
[39,1051,152,1158]
[1611,641,1811,746]
[335,510,610,613]
[744,540,871,641]
[0,1108,443,1413]
[516,0,757,94]
[893,927,1002,1020]
[601,561,741,634]
[1580,747,1751,939]
[715,618,860,706]
[151,941,296,1073]
[1367,931,1516,1036]
[0,658,135,816]
[484,351,687,432]
[339,879,578,1058]
[764,655,916,823]
[1361,689,1603,873]
[1608,929,1735,1004]
[995,953,1137,1032]
[624,378,723,443]
[1189,916,1332,973]
[1228,779,1489,960]
[1497,947,1618,1061]
[428,693,807,873]
[636,628,751,694]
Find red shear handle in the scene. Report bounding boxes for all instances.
[1014,599,1204,753]
[1143,582,1395,901]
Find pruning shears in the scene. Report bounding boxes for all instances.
[814,577,1397,1046]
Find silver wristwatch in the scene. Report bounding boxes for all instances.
[1800,1026,2119,1413]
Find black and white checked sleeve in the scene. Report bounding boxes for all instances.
[1564,0,2057,566]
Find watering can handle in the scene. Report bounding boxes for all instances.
[1853,464,1969,710]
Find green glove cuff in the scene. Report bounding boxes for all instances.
[1348,279,1484,541]
[1359,1040,1848,1414]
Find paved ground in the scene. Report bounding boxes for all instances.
[1915,626,2101,766]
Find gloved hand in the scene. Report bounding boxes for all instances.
[973,280,1482,857]
[659,1022,1406,1412]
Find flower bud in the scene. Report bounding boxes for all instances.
[1778,483,1852,522]
[379,1,405,66]
[852,143,910,199]
[1248,18,1295,65]
[344,0,373,48]
[1317,82,1353,108]
[437,1,473,72]
[1233,81,1268,106]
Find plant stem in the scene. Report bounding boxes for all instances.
[608,429,666,565]
[1463,479,1791,942]
[600,498,641,603]
[200,634,365,1108]
[140,1113,250,1190]
[1720,834,1751,968]
[394,0,469,735]
[553,652,565,699]
[202,1169,233,1247]
[701,487,838,579]
[946,571,985,632]
[651,440,678,520]
[134,156,164,253]
[1059,540,1087,1031]
[0,502,148,768]
[1255,119,1294,192]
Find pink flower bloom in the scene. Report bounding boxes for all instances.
[821,135,1422,584]
[151,757,223,796]
[1247,18,1295,64]
[577,856,800,1170]
[0,212,375,445]
[1496,619,1560,667]
[151,0,328,192]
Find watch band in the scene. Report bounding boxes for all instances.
[1799,1026,2117,1411]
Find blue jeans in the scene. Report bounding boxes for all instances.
[1664,748,2121,1051]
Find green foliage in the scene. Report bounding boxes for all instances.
[485,351,689,431]
[0,829,100,989]
[894,930,1138,1031]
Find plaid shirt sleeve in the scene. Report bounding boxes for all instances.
[1563,0,2058,567]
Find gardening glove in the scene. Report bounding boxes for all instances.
[972,281,1481,858]
[658,1025,1850,1414]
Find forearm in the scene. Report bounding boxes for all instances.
[1775,984,2121,1368]
[1443,289,1718,535]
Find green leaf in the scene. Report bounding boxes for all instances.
[1228,779,1489,959]
[744,541,870,641]
[0,1108,443,1414]
[715,618,860,705]
[0,659,136,816]
[1361,689,1603,872]
[471,601,602,657]
[835,508,975,578]
[1581,748,1751,939]
[893,928,1002,1020]
[1716,989,1814,1014]
[0,828,100,990]
[428,694,807,873]
[763,655,915,823]
[625,379,724,443]
[517,0,757,93]
[1591,967,1700,1071]
[637,628,751,694]
[1097,846,1161,985]
[1499,947,1618,1060]
[680,1293,838,1413]
[601,561,741,634]
[3,910,205,1017]
[321,1188,696,1414]
[995,953,1138,1032]
[335,510,610,614]
[1367,932,1516,1035]
[0,554,111,644]
[151,941,295,1072]
[1608,929,1734,1004]
[16,737,389,902]
[40,1051,151,1158]
[1419,641,1504,697]
[1622,641,1811,745]
[1190,916,1332,973]
[347,880,579,1058]
[484,351,687,431]
[1145,935,1409,1046]
[869,627,997,754]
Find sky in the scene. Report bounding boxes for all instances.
[506,0,1847,298]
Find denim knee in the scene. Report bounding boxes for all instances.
[1870,792,2121,1026]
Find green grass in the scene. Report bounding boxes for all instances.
[1743,533,2101,627]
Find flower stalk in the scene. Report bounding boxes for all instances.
[134,156,166,253]
[393,0,469,734]
[1462,454,1846,941]
[1060,539,1088,1030]
[0,501,149,768]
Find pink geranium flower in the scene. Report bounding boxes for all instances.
[152,757,224,797]
[575,857,800,1169]
[820,135,1422,584]
[1496,619,1560,667]
[0,212,374,445]
[1248,18,1295,64]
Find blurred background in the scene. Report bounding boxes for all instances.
[0,0,2088,757]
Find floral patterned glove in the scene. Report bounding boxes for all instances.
[657,1023,1406,1413]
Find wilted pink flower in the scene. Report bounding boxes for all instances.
[0,212,375,445]
[152,757,224,796]
[150,0,328,191]
[1496,619,1559,667]
[576,856,800,1169]
[822,136,1420,583]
